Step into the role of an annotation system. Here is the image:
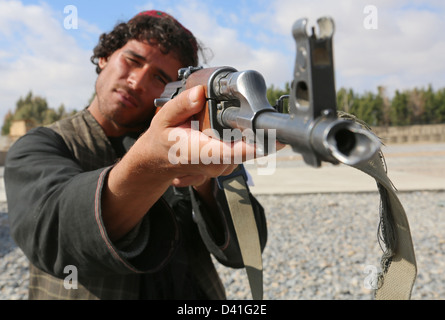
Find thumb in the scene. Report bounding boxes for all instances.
[158,85,206,128]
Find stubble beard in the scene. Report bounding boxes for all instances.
[95,80,153,133]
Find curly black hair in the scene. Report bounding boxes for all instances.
[90,14,206,74]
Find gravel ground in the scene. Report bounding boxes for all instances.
[216,191,445,300]
[1,190,444,300]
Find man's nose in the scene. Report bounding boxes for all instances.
[127,69,147,91]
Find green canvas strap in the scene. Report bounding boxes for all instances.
[221,173,263,300]
[353,150,417,300]
[188,165,263,300]
[338,111,417,299]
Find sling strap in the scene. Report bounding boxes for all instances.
[341,112,417,299]
[189,165,263,300]
[353,150,417,299]
[219,170,263,300]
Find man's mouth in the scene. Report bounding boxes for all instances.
[115,89,139,108]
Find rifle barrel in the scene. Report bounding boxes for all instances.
[220,107,380,167]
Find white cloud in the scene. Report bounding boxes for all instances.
[169,0,293,89]
[266,0,445,94]
[0,0,98,123]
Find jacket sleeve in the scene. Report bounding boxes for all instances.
[189,176,267,269]
[5,127,179,279]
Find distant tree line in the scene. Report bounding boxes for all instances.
[267,84,445,127]
[2,91,79,136]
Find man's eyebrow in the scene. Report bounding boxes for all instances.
[124,49,174,83]
[124,49,146,61]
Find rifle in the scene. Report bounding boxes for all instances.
[155,16,381,168]
[155,17,416,301]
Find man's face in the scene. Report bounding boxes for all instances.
[94,39,183,135]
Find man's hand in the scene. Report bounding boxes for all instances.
[101,85,256,241]
[144,85,257,186]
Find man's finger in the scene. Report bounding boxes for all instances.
[157,85,206,128]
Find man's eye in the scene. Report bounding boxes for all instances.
[127,58,141,66]
[155,75,167,85]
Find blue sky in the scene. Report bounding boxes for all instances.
[1,0,445,126]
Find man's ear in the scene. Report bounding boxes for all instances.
[98,57,108,70]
